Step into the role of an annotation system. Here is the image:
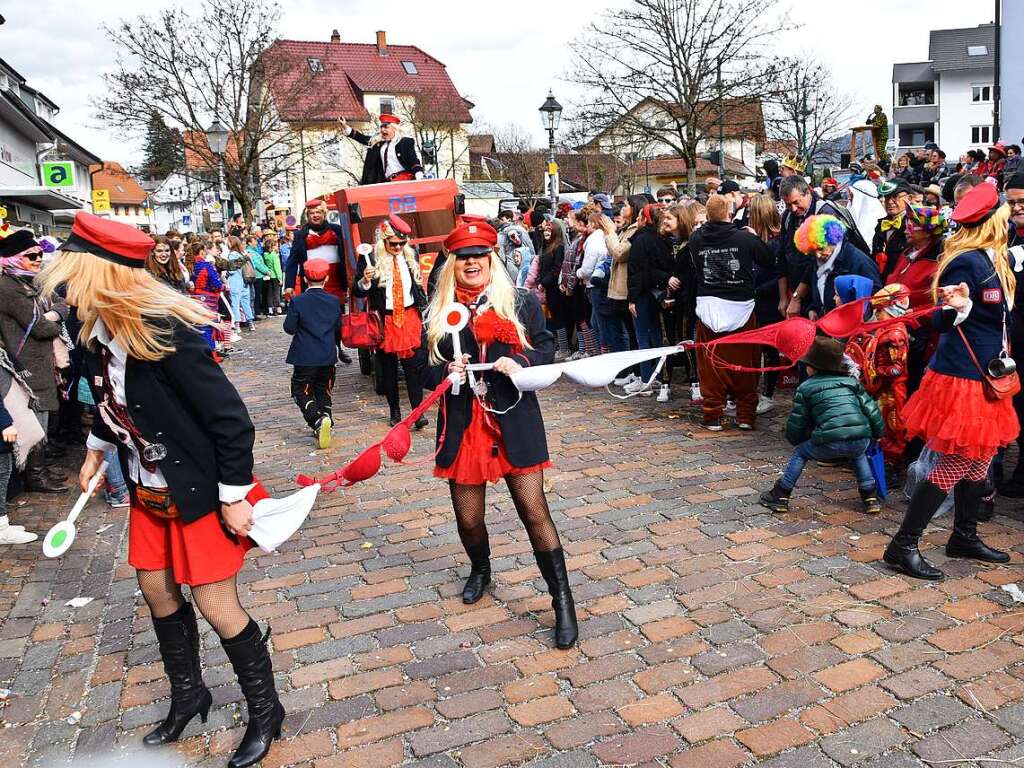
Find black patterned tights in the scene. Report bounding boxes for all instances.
[450,471,561,553]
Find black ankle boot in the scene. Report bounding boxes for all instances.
[24,448,68,494]
[462,543,491,604]
[759,481,791,513]
[947,480,1009,563]
[388,407,402,427]
[883,480,947,580]
[221,620,285,768]
[143,603,212,746]
[534,548,578,649]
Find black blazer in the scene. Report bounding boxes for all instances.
[422,291,554,468]
[352,254,427,314]
[284,288,342,366]
[284,223,349,293]
[348,130,423,185]
[83,321,255,524]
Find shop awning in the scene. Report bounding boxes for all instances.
[0,187,84,211]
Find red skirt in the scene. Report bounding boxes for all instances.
[127,482,269,586]
[903,369,1020,460]
[381,309,422,359]
[435,400,550,485]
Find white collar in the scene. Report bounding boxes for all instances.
[88,317,128,364]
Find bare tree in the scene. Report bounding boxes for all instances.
[487,124,546,204]
[401,88,473,180]
[766,57,858,168]
[567,0,787,189]
[95,0,335,223]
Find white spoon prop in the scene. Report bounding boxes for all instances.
[42,460,107,558]
[442,303,470,395]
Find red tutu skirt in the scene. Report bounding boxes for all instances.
[381,309,422,359]
[435,400,550,485]
[903,369,1020,460]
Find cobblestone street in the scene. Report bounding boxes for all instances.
[4,318,1024,767]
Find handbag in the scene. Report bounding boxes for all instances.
[957,326,1021,401]
[341,309,383,349]
[134,485,180,519]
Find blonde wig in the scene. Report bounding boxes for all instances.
[371,239,420,293]
[425,251,530,364]
[38,250,215,362]
[932,205,1014,309]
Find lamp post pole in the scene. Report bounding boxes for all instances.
[539,91,563,209]
[205,119,230,226]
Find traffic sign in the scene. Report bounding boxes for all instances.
[182,214,192,225]
[42,161,76,188]
[91,189,111,213]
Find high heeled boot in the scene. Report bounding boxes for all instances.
[461,542,491,604]
[883,480,947,580]
[143,602,212,746]
[221,620,285,768]
[946,480,1010,563]
[534,548,579,649]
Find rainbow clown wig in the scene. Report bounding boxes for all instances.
[794,214,846,255]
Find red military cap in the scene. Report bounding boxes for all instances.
[443,219,497,255]
[303,258,330,282]
[305,198,327,210]
[379,114,401,126]
[952,182,1001,228]
[377,213,412,240]
[61,211,153,268]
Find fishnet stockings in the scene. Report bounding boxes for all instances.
[927,453,991,493]
[137,569,184,619]
[450,471,562,552]
[136,569,250,638]
[506,471,561,552]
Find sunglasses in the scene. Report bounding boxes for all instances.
[385,239,407,248]
[454,252,488,261]
[23,251,43,262]
[658,197,675,204]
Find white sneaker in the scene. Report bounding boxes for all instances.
[0,517,37,545]
[624,378,653,396]
[566,350,587,361]
[231,331,242,342]
[757,395,775,415]
[657,384,670,402]
[615,373,639,387]
[690,383,703,404]
[724,401,737,414]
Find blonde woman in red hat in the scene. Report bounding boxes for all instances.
[353,213,428,427]
[884,184,1017,581]
[339,113,424,185]
[423,219,578,649]
[40,212,285,768]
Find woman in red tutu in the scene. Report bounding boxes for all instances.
[884,183,1019,580]
[423,219,578,649]
[353,214,427,427]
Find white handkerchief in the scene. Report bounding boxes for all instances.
[509,364,565,392]
[249,484,320,553]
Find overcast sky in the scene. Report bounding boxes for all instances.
[2,1,994,165]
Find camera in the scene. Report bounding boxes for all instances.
[988,352,1017,378]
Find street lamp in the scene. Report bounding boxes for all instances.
[539,91,562,207]
[205,119,230,222]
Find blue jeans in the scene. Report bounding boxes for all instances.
[632,293,663,380]
[781,438,875,492]
[588,287,604,350]
[597,305,630,355]
[104,447,126,495]
[227,271,253,324]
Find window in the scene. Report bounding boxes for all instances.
[972,85,992,102]
[379,97,395,115]
[972,125,992,144]
[967,45,988,57]
[401,60,418,75]
[307,57,324,73]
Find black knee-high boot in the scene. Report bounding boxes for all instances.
[947,480,1010,562]
[534,548,578,649]
[143,602,212,746]
[883,480,948,580]
[462,542,491,604]
[221,620,285,768]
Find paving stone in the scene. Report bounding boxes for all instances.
[912,718,1012,763]
[821,717,909,765]
[756,745,836,768]
[891,695,974,734]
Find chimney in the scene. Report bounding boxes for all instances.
[376,30,388,56]
[330,29,340,43]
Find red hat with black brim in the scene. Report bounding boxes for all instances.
[952,182,1002,228]
[60,211,153,268]
[443,220,497,255]
[380,114,401,125]
[303,258,330,282]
